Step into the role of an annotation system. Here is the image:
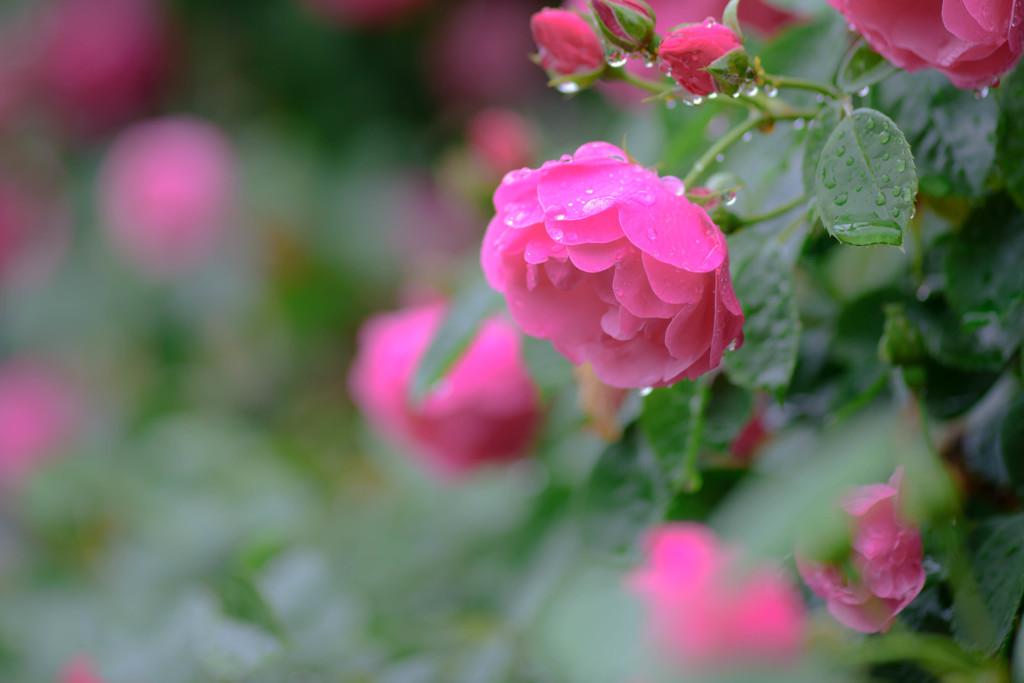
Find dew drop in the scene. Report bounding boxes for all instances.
[559,153,573,163]
[646,228,658,240]
[763,83,779,98]
[545,204,567,220]
[740,82,759,97]
[606,49,628,68]
[845,156,854,166]
[894,159,906,173]
[974,86,990,99]
[549,227,564,240]
[683,95,704,106]
[916,284,931,301]
[878,131,891,144]
[639,386,654,397]
[556,81,580,94]
[881,174,890,183]
[665,98,677,109]
[857,86,870,96]
[835,191,848,206]
[822,163,838,189]
[715,153,725,163]
[793,118,807,130]
[864,118,876,131]
[741,131,753,143]
[660,176,685,196]
[875,192,886,206]
[723,190,738,206]
[891,185,901,198]
[882,152,890,161]
[637,191,656,205]
[836,145,846,156]
[644,59,655,68]
[726,340,738,352]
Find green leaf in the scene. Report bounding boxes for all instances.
[905,296,1019,373]
[802,103,843,196]
[722,0,743,40]
[952,514,1024,656]
[724,237,800,399]
[581,425,668,559]
[214,573,287,641]
[945,193,1024,324]
[835,39,896,94]
[409,279,503,402]
[997,61,1024,209]
[815,108,917,246]
[641,379,701,481]
[877,70,996,198]
[1001,393,1024,497]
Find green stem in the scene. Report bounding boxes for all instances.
[839,632,986,677]
[766,73,843,100]
[603,65,672,96]
[677,377,710,493]
[740,194,806,225]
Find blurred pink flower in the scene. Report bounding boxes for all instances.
[35,0,169,133]
[348,303,540,479]
[98,116,236,278]
[301,0,432,28]
[59,656,106,683]
[388,173,481,265]
[0,174,70,288]
[629,523,806,666]
[482,142,744,389]
[0,360,80,488]
[427,0,543,108]
[797,467,926,634]
[466,108,538,179]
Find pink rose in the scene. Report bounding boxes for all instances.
[797,467,926,634]
[348,303,540,479]
[628,523,806,666]
[826,0,1024,90]
[0,360,80,488]
[531,8,606,77]
[466,108,538,178]
[59,656,106,683]
[36,0,168,133]
[658,20,744,96]
[98,116,236,278]
[481,142,744,389]
[301,0,432,28]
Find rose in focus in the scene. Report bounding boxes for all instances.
[98,116,236,278]
[481,142,744,389]
[827,0,1023,89]
[348,303,540,479]
[658,20,744,96]
[629,523,806,666]
[797,467,926,634]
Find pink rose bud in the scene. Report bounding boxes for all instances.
[531,8,605,77]
[591,0,657,52]
[348,303,540,479]
[481,142,744,389]
[658,19,744,96]
[98,116,236,278]
[466,108,538,178]
[629,523,806,667]
[36,0,168,134]
[797,467,926,634]
[301,0,432,28]
[827,0,1023,90]
[59,656,106,683]
[0,360,80,489]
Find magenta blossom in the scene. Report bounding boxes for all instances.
[826,0,1024,90]
[629,523,807,666]
[0,360,80,488]
[98,116,236,278]
[466,108,538,178]
[797,467,926,633]
[482,142,744,389]
[348,303,540,479]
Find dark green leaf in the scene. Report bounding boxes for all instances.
[665,468,746,521]
[410,280,503,402]
[214,574,286,641]
[997,61,1024,208]
[724,238,800,398]
[1001,393,1024,497]
[836,39,896,94]
[640,380,701,481]
[905,296,1019,373]
[921,358,1001,420]
[877,70,996,197]
[802,103,843,196]
[945,193,1024,324]
[815,108,917,246]
[952,514,1024,655]
[581,426,667,559]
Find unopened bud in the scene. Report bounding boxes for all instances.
[590,0,656,53]
[657,19,743,96]
[530,8,604,81]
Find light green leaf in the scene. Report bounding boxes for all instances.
[836,39,896,94]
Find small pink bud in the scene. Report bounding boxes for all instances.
[797,467,926,634]
[530,8,605,77]
[657,19,743,96]
[98,116,236,278]
[59,656,107,683]
[591,0,657,52]
[466,108,537,178]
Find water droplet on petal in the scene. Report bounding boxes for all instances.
[646,228,657,240]
[545,204,567,220]
[660,176,685,196]
[639,386,654,397]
